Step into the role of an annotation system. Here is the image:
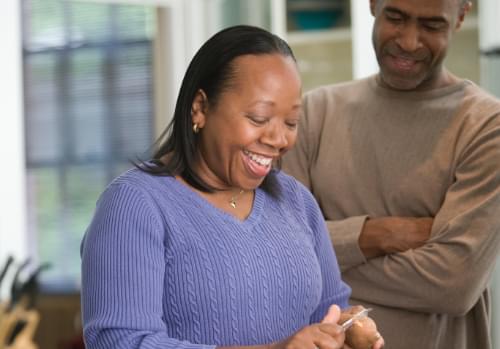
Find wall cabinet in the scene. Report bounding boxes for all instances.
[283,0,353,91]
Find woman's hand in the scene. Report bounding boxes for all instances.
[339,306,384,349]
[272,305,345,349]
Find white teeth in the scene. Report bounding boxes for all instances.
[244,150,272,167]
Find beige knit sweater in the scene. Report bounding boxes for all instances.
[283,76,500,349]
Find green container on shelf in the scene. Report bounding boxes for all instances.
[291,9,342,30]
[288,0,345,31]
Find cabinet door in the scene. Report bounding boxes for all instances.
[285,0,353,91]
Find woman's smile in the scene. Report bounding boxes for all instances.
[242,149,273,178]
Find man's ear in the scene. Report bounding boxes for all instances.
[191,89,208,129]
[455,1,472,30]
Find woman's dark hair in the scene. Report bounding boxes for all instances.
[137,25,296,194]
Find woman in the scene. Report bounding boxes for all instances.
[81,25,383,349]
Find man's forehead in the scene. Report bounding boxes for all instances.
[376,0,460,17]
[376,0,461,8]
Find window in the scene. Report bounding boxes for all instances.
[22,0,155,290]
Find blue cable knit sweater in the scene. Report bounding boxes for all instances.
[81,169,351,349]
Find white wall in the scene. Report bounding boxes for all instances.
[0,0,28,298]
[350,0,377,79]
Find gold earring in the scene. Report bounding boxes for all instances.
[193,123,199,134]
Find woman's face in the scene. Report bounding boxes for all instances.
[192,53,302,191]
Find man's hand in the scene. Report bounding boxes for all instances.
[359,217,433,259]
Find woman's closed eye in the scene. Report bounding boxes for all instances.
[285,119,299,130]
[246,114,270,126]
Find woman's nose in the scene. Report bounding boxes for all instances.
[261,123,289,150]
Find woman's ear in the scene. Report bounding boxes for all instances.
[191,89,209,129]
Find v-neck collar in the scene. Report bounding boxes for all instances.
[166,176,265,228]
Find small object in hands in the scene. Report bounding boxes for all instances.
[342,308,380,349]
[341,308,372,331]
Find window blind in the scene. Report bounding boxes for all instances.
[22,0,155,290]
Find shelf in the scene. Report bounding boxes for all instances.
[286,27,351,45]
[287,0,344,11]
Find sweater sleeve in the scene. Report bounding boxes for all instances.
[80,182,215,349]
[294,184,351,322]
[282,90,368,271]
[325,218,368,271]
[343,116,500,316]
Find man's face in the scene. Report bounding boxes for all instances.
[370,0,470,91]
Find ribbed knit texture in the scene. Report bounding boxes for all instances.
[81,169,351,349]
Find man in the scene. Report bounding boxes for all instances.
[282,0,500,348]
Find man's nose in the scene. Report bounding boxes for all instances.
[395,23,422,53]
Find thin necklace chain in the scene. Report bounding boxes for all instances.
[229,189,245,208]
